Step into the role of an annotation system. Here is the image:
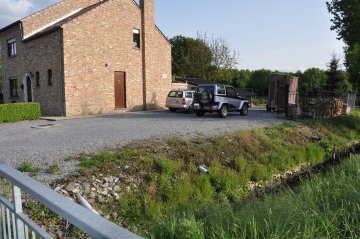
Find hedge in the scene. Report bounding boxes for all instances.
[0,103,41,123]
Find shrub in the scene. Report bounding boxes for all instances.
[0,103,41,123]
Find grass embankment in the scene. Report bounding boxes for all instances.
[150,155,360,239]
[74,110,360,237]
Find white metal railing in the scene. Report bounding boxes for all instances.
[0,162,142,239]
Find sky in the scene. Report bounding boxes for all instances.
[0,0,345,72]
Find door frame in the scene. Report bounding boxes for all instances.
[114,71,126,109]
[23,73,33,102]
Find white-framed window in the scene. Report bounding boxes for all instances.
[7,38,17,57]
[133,29,140,48]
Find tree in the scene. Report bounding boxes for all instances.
[299,68,327,97]
[346,43,360,91]
[248,69,272,96]
[197,32,239,81]
[232,69,252,88]
[326,54,341,91]
[327,0,360,89]
[326,0,360,47]
[326,54,352,93]
[170,35,212,79]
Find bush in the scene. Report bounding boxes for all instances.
[0,103,41,123]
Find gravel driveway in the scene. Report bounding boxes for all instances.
[0,109,284,181]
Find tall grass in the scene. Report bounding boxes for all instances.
[149,156,360,239]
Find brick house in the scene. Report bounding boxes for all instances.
[0,0,171,116]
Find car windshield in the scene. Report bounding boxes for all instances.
[195,86,214,95]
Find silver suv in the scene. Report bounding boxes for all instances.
[165,90,194,112]
[193,84,249,118]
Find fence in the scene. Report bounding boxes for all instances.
[345,93,357,113]
[0,161,142,239]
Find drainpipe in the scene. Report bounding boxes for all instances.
[140,0,147,110]
[60,28,65,117]
[141,23,147,110]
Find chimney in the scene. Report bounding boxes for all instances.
[140,0,155,110]
[140,0,154,25]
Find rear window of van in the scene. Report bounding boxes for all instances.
[168,91,183,98]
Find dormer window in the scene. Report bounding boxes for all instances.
[133,29,140,48]
[7,38,17,57]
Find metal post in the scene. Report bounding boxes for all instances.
[12,185,25,239]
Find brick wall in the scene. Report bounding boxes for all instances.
[0,25,64,116]
[62,0,171,116]
[141,0,172,110]
[1,0,171,117]
[144,27,172,110]
[21,0,98,38]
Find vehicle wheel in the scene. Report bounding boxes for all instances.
[240,104,248,116]
[266,105,271,112]
[218,105,228,118]
[195,110,205,117]
[169,108,176,112]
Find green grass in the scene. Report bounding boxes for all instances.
[23,200,87,238]
[47,164,60,174]
[18,162,40,176]
[149,155,360,239]
[67,109,360,236]
[79,151,116,169]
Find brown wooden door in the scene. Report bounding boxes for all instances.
[114,71,126,108]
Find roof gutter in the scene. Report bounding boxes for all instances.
[0,21,21,34]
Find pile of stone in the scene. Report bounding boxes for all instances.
[53,173,140,205]
[301,98,344,119]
